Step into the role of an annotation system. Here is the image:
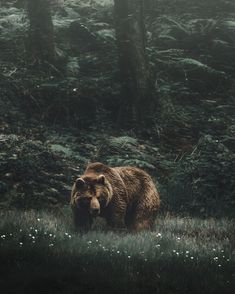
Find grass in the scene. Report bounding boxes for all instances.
[0,208,234,294]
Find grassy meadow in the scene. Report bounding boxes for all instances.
[0,209,234,294]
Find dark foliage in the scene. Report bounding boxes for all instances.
[0,0,234,214]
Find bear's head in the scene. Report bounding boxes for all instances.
[72,174,113,217]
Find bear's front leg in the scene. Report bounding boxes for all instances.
[107,204,127,232]
[72,207,93,233]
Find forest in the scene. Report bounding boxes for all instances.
[0,0,234,293]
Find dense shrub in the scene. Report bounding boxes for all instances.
[165,135,235,214]
[0,134,69,208]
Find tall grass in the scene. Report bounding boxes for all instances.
[0,208,234,294]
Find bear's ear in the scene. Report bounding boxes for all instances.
[75,178,85,189]
[97,174,106,185]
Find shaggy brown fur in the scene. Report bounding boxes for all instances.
[70,162,160,232]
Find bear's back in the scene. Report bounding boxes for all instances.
[85,163,159,204]
[114,166,158,199]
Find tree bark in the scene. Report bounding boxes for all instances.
[114,0,154,126]
[27,0,55,65]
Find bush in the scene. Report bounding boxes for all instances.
[0,134,68,208]
[165,135,235,214]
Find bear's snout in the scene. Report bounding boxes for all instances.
[90,197,100,216]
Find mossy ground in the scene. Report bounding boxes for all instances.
[0,209,234,294]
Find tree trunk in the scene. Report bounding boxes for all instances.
[27,0,55,66]
[114,0,154,126]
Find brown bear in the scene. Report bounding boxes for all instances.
[70,162,160,232]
